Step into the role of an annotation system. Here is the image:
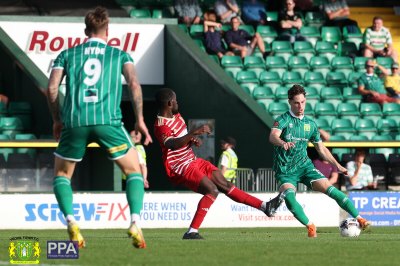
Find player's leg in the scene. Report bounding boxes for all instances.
[53,127,87,248]
[312,178,371,230]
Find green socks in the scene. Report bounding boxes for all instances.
[283,188,310,226]
[53,176,74,217]
[126,173,145,215]
[326,186,359,218]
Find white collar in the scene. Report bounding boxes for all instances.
[289,109,304,120]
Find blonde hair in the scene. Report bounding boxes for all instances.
[84,6,109,36]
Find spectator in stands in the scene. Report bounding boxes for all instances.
[203,11,234,58]
[363,16,398,63]
[323,0,358,32]
[346,149,376,190]
[174,0,203,26]
[224,16,267,58]
[241,0,267,28]
[0,93,8,106]
[378,62,400,98]
[358,59,400,104]
[313,152,339,187]
[218,136,238,184]
[215,0,241,24]
[277,0,306,43]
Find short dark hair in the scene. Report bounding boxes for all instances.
[373,16,383,22]
[222,136,236,147]
[288,84,306,100]
[155,88,174,108]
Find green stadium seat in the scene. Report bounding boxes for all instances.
[349,135,368,141]
[315,102,337,119]
[0,102,7,116]
[360,103,383,125]
[304,86,320,107]
[240,84,251,95]
[332,147,351,162]
[330,135,346,141]
[304,72,326,90]
[338,42,359,58]
[331,118,355,139]
[8,101,32,130]
[129,8,151,18]
[287,56,309,78]
[347,72,362,88]
[265,56,287,78]
[0,117,24,139]
[271,41,293,62]
[342,26,363,50]
[253,86,275,106]
[236,70,259,84]
[293,41,315,62]
[221,55,243,79]
[326,72,348,88]
[304,11,326,28]
[209,54,220,65]
[321,26,342,43]
[331,56,354,79]
[342,87,362,106]
[15,133,37,159]
[321,87,343,106]
[239,25,255,36]
[193,39,206,52]
[353,57,370,72]
[305,102,315,117]
[266,11,278,22]
[371,135,395,161]
[259,71,282,91]
[337,102,359,125]
[376,57,394,69]
[376,118,399,138]
[244,56,266,78]
[256,25,278,43]
[299,26,321,47]
[0,134,13,161]
[178,24,189,34]
[282,71,303,87]
[189,24,205,39]
[382,103,400,126]
[355,118,377,140]
[268,102,289,119]
[315,41,337,63]
[275,86,289,102]
[309,56,331,79]
[315,117,330,131]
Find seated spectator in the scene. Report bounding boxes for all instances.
[358,59,400,104]
[203,11,234,58]
[241,0,267,28]
[363,16,398,63]
[215,0,241,24]
[313,154,339,186]
[224,16,267,58]
[323,0,358,32]
[277,0,306,43]
[346,149,376,191]
[379,63,400,98]
[174,0,202,26]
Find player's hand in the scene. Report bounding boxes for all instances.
[53,121,63,141]
[135,120,153,145]
[191,137,202,147]
[191,124,211,136]
[282,142,295,150]
[338,166,348,176]
[144,179,149,189]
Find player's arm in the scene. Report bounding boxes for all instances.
[46,68,64,141]
[269,128,295,150]
[123,63,153,145]
[165,124,210,150]
[314,142,348,175]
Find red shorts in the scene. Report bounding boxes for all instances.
[168,158,218,192]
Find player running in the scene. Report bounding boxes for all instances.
[267,84,371,237]
[46,6,152,248]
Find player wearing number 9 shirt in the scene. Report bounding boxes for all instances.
[46,6,152,249]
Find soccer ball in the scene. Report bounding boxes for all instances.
[339,218,361,237]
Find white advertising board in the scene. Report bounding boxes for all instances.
[0,21,164,84]
[0,193,339,229]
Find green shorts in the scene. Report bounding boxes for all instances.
[55,125,133,161]
[275,162,326,190]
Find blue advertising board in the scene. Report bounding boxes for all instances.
[349,191,400,226]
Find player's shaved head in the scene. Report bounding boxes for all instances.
[84,6,109,36]
[155,88,175,108]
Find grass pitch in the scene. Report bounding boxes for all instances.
[1,227,399,266]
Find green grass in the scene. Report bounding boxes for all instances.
[1,227,399,266]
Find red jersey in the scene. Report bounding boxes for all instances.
[154,113,197,176]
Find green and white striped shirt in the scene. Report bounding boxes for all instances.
[272,111,321,174]
[363,26,392,50]
[53,38,134,128]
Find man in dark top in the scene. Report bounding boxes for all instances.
[203,11,234,58]
[278,0,306,42]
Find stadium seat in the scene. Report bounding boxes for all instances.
[342,26,363,50]
[189,24,205,39]
[129,8,151,18]
[382,102,400,117]
[0,117,24,139]
[331,118,355,139]
[221,56,243,79]
[321,26,342,44]
[178,24,189,34]
[8,101,32,130]
[253,86,275,106]
[304,72,326,91]
[315,117,330,131]
[332,145,351,162]
[265,56,287,78]
[342,87,362,106]
[304,86,320,107]
[282,71,303,87]
[355,118,377,140]
[388,154,400,185]
[209,54,220,65]
[193,39,206,52]
[299,26,321,47]
[376,57,394,69]
[259,71,282,91]
[326,72,348,88]
[304,102,315,117]
[376,118,399,138]
[347,72,362,88]
[0,134,13,161]
[349,135,368,141]
[15,133,37,159]
[320,87,343,106]
[266,11,278,22]
[240,84,251,95]
[337,102,359,125]
[271,41,293,62]
[353,57,370,73]
[338,42,359,58]
[239,25,255,36]
[304,11,326,28]
[244,56,266,78]
[268,102,289,119]
[274,86,289,102]
[309,56,331,79]
[0,102,7,116]
[287,56,309,78]
[236,71,259,87]
[331,56,354,79]
[360,103,383,125]
[314,102,337,120]
[256,25,278,43]
[315,41,337,63]
[293,41,315,62]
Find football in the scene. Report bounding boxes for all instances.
[339,218,361,237]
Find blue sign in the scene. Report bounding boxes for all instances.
[47,241,79,259]
[349,191,400,226]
